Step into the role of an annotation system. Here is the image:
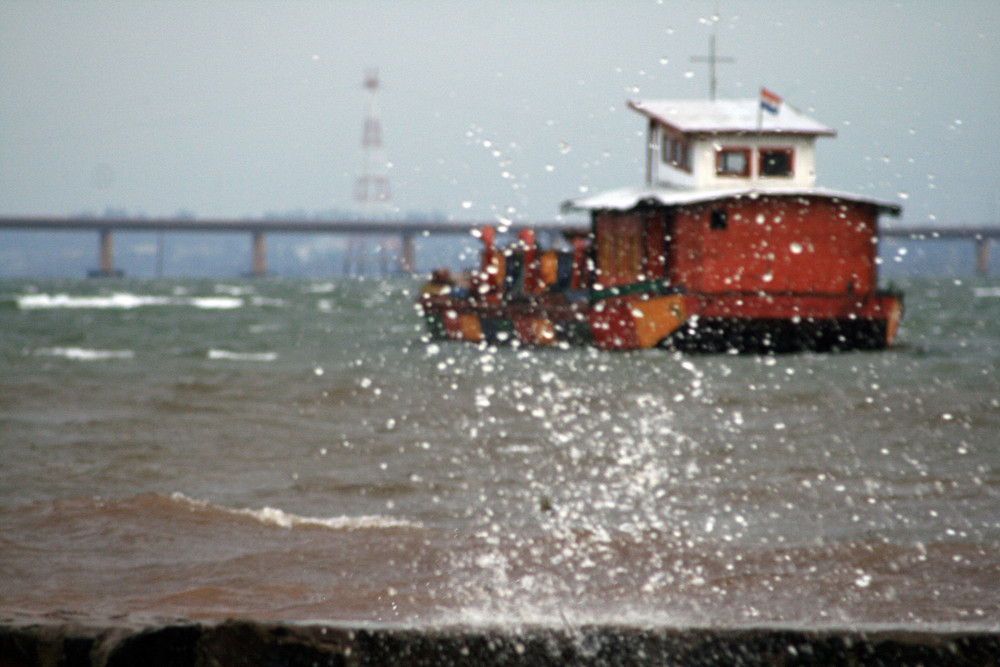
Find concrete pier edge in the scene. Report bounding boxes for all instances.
[1,619,998,666]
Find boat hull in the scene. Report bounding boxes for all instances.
[419,288,902,353]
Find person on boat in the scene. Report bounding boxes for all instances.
[421,268,454,296]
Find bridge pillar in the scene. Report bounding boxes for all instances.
[975,237,990,277]
[400,232,415,275]
[156,231,165,278]
[95,228,117,276]
[252,231,267,277]
[100,229,113,274]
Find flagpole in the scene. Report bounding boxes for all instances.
[758,87,782,133]
[757,86,764,135]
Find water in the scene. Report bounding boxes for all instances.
[1,277,998,630]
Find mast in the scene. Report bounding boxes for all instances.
[690,34,734,101]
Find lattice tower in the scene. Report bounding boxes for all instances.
[346,68,394,276]
[353,67,392,210]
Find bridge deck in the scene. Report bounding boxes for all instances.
[0,216,580,234]
[1,216,996,277]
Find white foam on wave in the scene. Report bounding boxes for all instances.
[214,284,255,296]
[16,292,245,310]
[207,348,278,362]
[249,296,287,308]
[238,506,422,531]
[188,296,245,309]
[304,282,337,294]
[972,286,1000,298]
[18,293,169,309]
[168,492,421,531]
[34,346,135,361]
[432,603,693,630]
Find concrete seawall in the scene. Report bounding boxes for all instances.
[2,620,999,666]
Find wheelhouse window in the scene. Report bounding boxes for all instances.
[716,148,750,177]
[760,148,794,177]
[661,133,691,172]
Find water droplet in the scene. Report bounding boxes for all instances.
[789,242,803,254]
[462,201,472,209]
[684,70,694,79]
[558,141,571,154]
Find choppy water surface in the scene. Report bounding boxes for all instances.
[1,277,998,629]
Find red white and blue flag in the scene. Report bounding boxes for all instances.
[760,87,782,115]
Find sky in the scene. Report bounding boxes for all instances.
[2,1,999,229]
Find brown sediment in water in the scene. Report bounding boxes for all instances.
[2,620,999,666]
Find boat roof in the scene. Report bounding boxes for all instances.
[628,99,837,137]
[561,185,902,216]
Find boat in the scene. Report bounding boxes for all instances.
[419,89,903,353]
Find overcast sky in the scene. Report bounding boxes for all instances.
[2,1,998,227]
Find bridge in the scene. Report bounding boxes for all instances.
[880,225,999,277]
[0,215,581,277]
[0,216,997,277]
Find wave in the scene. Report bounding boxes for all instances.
[16,292,245,310]
[188,297,245,309]
[213,284,255,296]
[167,492,422,531]
[972,286,1000,298]
[249,296,287,308]
[4,492,423,534]
[303,282,337,294]
[207,349,278,362]
[33,346,135,361]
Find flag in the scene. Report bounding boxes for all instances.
[760,87,782,115]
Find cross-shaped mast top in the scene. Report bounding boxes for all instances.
[690,34,734,101]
